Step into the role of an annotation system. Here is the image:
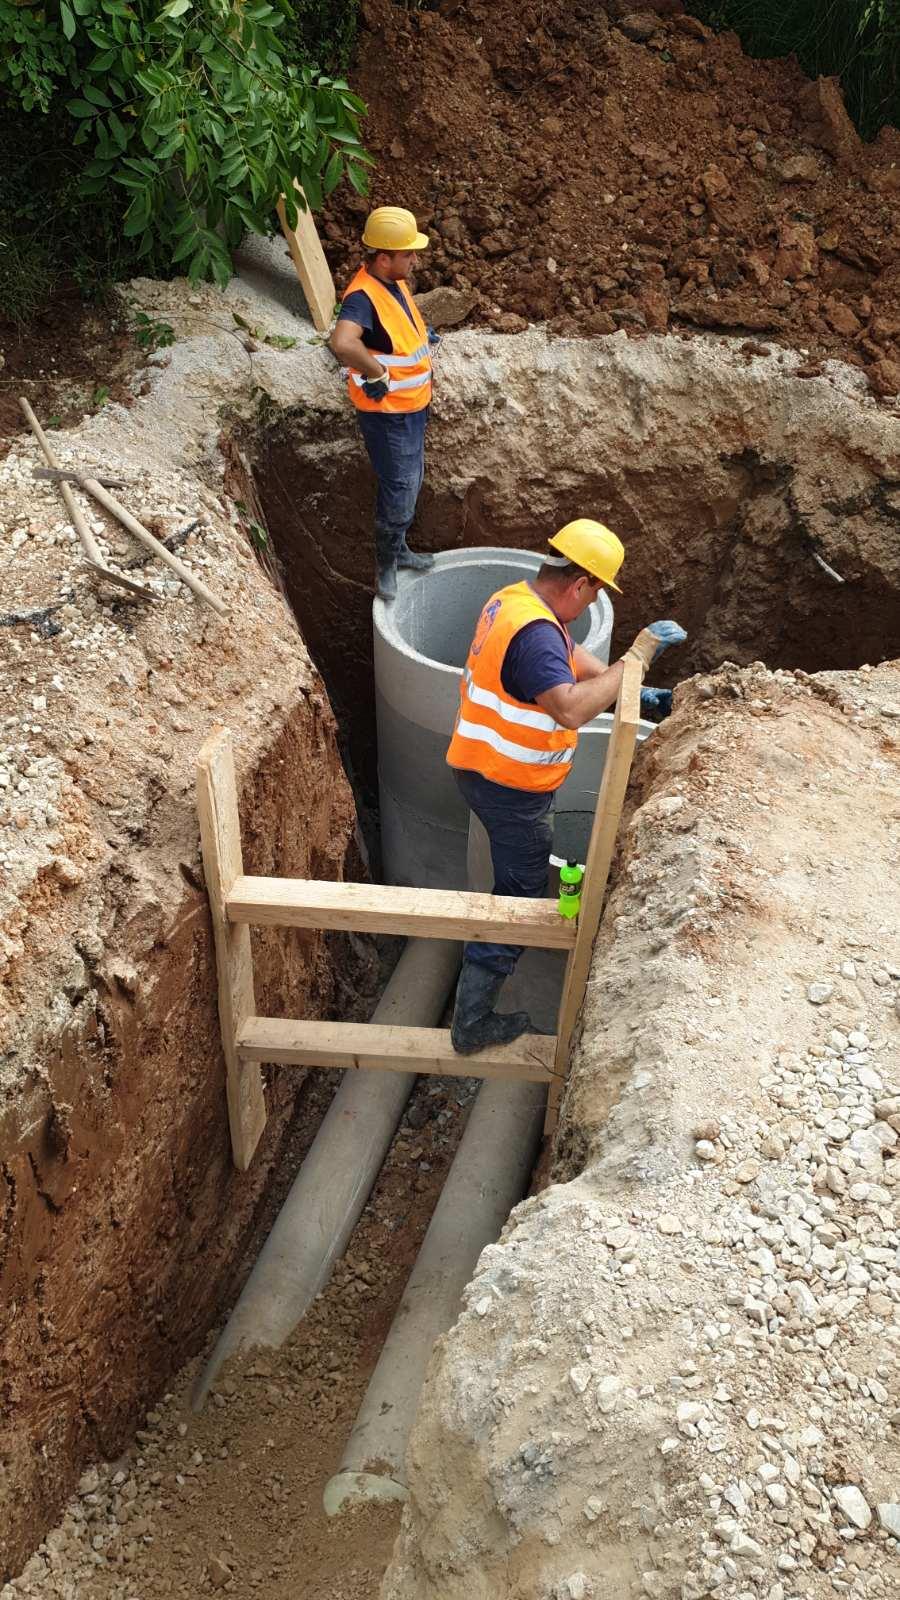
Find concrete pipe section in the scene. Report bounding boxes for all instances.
[191,936,461,1411]
[374,548,615,889]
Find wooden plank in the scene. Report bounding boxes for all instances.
[196,728,267,1170]
[276,183,337,334]
[545,654,644,1135]
[237,1017,557,1084]
[226,876,576,949]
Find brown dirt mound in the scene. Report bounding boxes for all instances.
[323,0,900,395]
[0,294,143,455]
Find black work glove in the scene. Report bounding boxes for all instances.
[362,367,390,402]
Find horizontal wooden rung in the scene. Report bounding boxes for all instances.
[226,876,575,949]
[236,1017,557,1083]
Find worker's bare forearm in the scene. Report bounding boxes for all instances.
[328,322,386,380]
[572,642,608,681]
[536,659,625,730]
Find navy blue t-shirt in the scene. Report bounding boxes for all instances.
[501,618,576,704]
[337,272,417,354]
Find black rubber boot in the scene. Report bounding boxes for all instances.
[376,562,398,601]
[375,527,399,601]
[450,961,532,1056]
[397,543,435,571]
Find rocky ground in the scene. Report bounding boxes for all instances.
[323,0,900,397]
[386,661,900,1600]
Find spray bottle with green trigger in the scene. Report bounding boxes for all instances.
[557,859,584,919]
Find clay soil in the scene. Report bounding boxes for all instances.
[0,295,143,455]
[323,0,900,394]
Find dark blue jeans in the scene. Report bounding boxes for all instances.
[356,407,428,562]
[455,769,554,977]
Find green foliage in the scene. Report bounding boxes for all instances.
[130,307,176,349]
[0,0,369,297]
[287,0,359,73]
[0,96,170,325]
[692,0,900,139]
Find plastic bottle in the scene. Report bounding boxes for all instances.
[557,859,584,919]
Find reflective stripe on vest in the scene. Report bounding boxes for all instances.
[446,582,578,794]
[342,267,432,414]
[454,718,576,767]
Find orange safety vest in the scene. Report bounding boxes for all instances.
[446,582,578,793]
[342,266,433,414]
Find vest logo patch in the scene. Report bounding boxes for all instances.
[470,598,501,657]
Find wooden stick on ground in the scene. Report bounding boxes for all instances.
[78,476,228,618]
[19,398,158,603]
[544,652,645,1137]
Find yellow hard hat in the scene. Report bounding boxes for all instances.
[548,519,624,592]
[362,206,430,251]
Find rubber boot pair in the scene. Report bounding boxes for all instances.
[450,960,532,1056]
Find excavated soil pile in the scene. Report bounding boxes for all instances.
[323,0,900,395]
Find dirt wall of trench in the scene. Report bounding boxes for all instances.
[251,327,900,802]
[0,308,375,1574]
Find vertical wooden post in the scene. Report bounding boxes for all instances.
[544,654,644,1136]
[196,728,267,1170]
[276,182,337,334]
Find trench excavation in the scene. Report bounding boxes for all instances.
[192,545,629,1519]
[204,386,900,1531]
[8,326,900,1599]
[252,406,900,838]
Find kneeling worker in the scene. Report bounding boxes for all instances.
[446,519,686,1054]
[329,206,438,602]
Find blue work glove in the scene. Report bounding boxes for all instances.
[362,365,390,402]
[640,686,674,722]
[648,620,687,655]
[427,325,442,351]
[627,620,687,671]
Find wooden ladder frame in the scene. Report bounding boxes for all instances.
[197,656,643,1169]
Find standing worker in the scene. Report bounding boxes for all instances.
[329,206,439,602]
[446,519,687,1054]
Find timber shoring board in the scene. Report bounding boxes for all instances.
[196,729,267,1170]
[544,654,645,1135]
[226,875,576,949]
[237,1017,557,1084]
[276,183,336,334]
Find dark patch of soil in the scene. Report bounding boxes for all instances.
[322,0,900,397]
[0,293,144,458]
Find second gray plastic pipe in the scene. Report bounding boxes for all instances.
[192,936,461,1410]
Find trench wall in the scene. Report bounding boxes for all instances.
[0,305,371,1574]
[251,328,900,801]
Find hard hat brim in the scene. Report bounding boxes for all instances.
[361,230,431,250]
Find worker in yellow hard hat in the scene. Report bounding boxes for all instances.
[445,519,687,1054]
[329,207,439,601]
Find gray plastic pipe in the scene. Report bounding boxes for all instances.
[323,1075,546,1514]
[192,936,461,1410]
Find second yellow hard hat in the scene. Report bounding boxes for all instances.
[362,206,430,251]
[548,519,624,592]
